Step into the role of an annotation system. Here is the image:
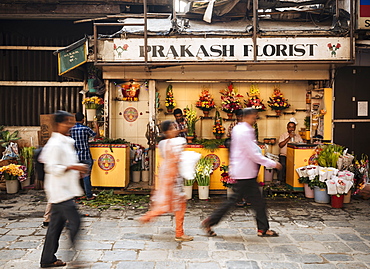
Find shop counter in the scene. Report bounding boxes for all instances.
[156,145,264,190]
[90,144,130,187]
[286,143,317,191]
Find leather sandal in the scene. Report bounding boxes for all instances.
[257,229,279,237]
[41,259,66,268]
[200,218,217,237]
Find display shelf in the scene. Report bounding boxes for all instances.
[200,116,214,120]
[295,108,308,112]
[223,118,235,121]
[266,114,280,118]
[283,111,296,115]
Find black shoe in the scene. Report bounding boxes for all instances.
[43,222,49,227]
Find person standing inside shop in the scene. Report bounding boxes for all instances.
[173,108,188,138]
[278,121,303,183]
[39,111,87,268]
[201,108,281,238]
[70,112,100,200]
[139,120,193,242]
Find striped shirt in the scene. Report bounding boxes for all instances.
[70,123,96,161]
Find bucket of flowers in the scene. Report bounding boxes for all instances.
[82,96,104,121]
[0,163,27,194]
[267,86,290,116]
[165,85,176,113]
[245,84,266,112]
[196,88,215,117]
[220,83,243,119]
[195,157,214,200]
[220,164,236,198]
[185,105,199,144]
[212,111,225,139]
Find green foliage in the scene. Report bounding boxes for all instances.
[194,138,225,152]
[184,179,195,186]
[317,144,344,168]
[0,129,21,148]
[304,116,310,130]
[195,157,214,186]
[308,175,326,188]
[298,177,310,184]
[20,147,35,177]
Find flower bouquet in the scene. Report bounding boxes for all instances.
[244,84,266,112]
[195,157,214,186]
[165,85,176,113]
[0,163,27,182]
[267,86,290,115]
[82,96,104,109]
[220,164,236,188]
[220,83,243,118]
[196,88,215,116]
[185,105,199,140]
[212,110,225,139]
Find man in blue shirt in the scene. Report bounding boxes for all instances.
[70,112,100,200]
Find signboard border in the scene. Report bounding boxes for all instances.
[58,41,88,76]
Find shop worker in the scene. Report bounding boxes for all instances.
[39,111,87,268]
[201,108,282,238]
[173,108,188,138]
[227,109,243,137]
[70,112,100,200]
[278,120,303,183]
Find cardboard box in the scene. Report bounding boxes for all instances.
[39,114,54,146]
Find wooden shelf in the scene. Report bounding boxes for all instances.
[266,115,280,118]
[223,118,235,121]
[295,109,308,112]
[283,111,296,115]
[200,116,214,120]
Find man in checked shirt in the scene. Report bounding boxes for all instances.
[70,112,100,200]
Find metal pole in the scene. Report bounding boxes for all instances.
[350,0,354,62]
[253,0,258,62]
[94,23,97,64]
[144,0,148,65]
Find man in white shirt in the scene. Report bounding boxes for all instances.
[278,121,303,183]
[39,111,87,268]
[201,108,282,237]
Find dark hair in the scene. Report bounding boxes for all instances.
[235,109,243,117]
[54,110,73,124]
[75,112,84,122]
[242,108,257,117]
[161,120,174,133]
[287,122,296,126]
[173,108,183,116]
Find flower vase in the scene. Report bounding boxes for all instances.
[86,109,96,121]
[167,107,173,113]
[21,177,31,190]
[203,110,210,117]
[141,170,149,182]
[186,136,194,144]
[184,185,193,200]
[343,190,352,204]
[304,183,314,198]
[198,185,209,200]
[6,180,19,194]
[227,113,234,119]
[226,187,234,199]
[275,110,282,116]
[131,171,141,183]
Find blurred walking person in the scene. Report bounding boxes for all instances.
[201,108,282,237]
[139,120,193,242]
[39,111,87,268]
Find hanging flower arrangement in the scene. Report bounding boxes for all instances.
[82,96,104,109]
[220,164,236,188]
[185,105,199,137]
[121,83,140,101]
[196,88,215,112]
[213,110,225,139]
[267,86,290,111]
[244,84,266,112]
[220,83,243,114]
[165,85,176,112]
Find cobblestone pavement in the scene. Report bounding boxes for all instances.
[0,190,370,269]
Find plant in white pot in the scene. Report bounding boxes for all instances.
[0,164,27,194]
[195,157,214,200]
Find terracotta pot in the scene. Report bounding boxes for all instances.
[215,135,222,140]
[227,113,234,119]
[86,109,96,121]
[203,110,210,117]
[186,136,194,144]
[304,183,314,198]
[6,180,19,194]
[275,110,282,116]
[167,108,173,113]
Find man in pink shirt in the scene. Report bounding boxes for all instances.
[201,108,281,237]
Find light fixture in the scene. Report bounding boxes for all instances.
[165,80,288,83]
[166,80,221,83]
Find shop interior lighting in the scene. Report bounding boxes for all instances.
[166,80,288,83]
[165,80,221,83]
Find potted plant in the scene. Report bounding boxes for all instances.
[0,164,27,194]
[309,176,330,203]
[220,164,236,198]
[244,84,266,112]
[185,105,199,144]
[267,86,290,115]
[130,161,141,183]
[195,157,214,200]
[165,85,176,113]
[298,175,314,198]
[212,111,225,140]
[196,88,215,117]
[20,147,35,189]
[0,129,21,148]
[220,83,243,119]
[82,96,104,121]
[141,149,150,182]
[183,178,195,200]
[130,144,143,183]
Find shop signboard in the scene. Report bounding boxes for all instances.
[108,37,351,62]
[58,42,87,75]
[358,0,370,29]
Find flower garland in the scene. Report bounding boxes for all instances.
[165,85,176,109]
[0,164,28,182]
[220,164,236,188]
[267,86,290,111]
[196,88,215,111]
[244,84,266,112]
[220,83,243,113]
[82,96,104,109]
[185,105,199,137]
[212,110,225,138]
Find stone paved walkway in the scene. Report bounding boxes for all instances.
[0,190,370,268]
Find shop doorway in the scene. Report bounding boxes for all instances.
[334,66,370,156]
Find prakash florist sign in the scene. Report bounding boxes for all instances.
[107,37,351,62]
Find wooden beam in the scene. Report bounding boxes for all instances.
[0,46,62,51]
[0,81,84,87]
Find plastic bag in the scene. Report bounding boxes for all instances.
[179,151,201,180]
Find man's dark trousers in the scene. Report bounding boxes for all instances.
[40,199,80,265]
[278,155,287,183]
[208,178,269,232]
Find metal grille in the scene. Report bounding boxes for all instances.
[0,86,83,126]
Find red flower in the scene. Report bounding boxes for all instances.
[336,43,341,49]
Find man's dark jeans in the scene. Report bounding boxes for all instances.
[81,158,93,198]
[278,155,287,183]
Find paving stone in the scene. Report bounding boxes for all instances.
[181,242,209,251]
[155,261,186,269]
[172,250,209,259]
[337,233,363,241]
[322,253,353,261]
[138,250,168,260]
[301,264,336,269]
[0,228,9,235]
[114,240,145,250]
[145,241,178,250]
[265,235,292,244]
[101,250,137,261]
[6,221,40,228]
[260,262,300,269]
[353,253,370,262]
[336,262,369,269]
[0,249,27,260]
[347,242,370,252]
[0,235,18,241]
[298,242,327,253]
[311,234,339,241]
[76,241,113,250]
[3,260,40,268]
[272,245,302,254]
[323,242,352,252]
[246,253,285,261]
[290,233,313,242]
[188,262,221,269]
[8,240,41,249]
[324,221,351,227]
[225,260,260,269]
[116,261,155,269]
[211,250,245,260]
[122,233,153,240]
[215,242,245,251]
[54,249,76,262]
[245,244,272,253]
[285,254,323,263]
[7,228,36,236]
[75,250,104,261]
